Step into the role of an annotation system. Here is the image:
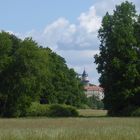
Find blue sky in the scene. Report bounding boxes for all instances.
[0,0,140,84]
[0,0,96,32]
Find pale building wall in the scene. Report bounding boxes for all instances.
[85,90,104,100]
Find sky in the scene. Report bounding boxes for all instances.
[0,0,140,85]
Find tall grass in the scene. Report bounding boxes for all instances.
[0,110,139,140]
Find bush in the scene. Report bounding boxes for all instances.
[77,104,90,109]
[111,106,140,117]
[26,102,49,116]
[87,96,104,109]
[119,106,136,116]
[48,104,79,117]
[26,103,79,117]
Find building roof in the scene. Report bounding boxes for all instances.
[84,85,103,92]
[82,69,88,77]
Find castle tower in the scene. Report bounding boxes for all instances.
[81,69,89,86]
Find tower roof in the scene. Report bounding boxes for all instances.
[82,69,88,77]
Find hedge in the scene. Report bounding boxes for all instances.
[26,102,79,117]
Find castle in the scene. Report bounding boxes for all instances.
[81,69,104,100]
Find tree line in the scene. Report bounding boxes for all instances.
[0,32,87,117]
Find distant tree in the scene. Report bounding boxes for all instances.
[95,1,140,116]
[87,96,104,109]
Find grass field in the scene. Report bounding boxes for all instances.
[0,110,140,140]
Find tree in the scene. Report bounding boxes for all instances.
[94,1,140,116]
[0,32,13,73]
[40,48,86,107]
[133,15,140,108]
[0,35,49,117]
[87,95,104,109]
[0,32,86,117]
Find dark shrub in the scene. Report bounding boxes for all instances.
[131,108,140,116]
[120,106,136,116]
[112,106,140,117]
[48,104,79,117]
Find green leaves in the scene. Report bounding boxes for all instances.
[95,1,140,116]
[0,32,85,117]
[0,32,13,72]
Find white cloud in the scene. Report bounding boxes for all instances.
[58,50,99,66]
[10,5,101,84]
[31,5,101,84]
[26,5,101,51]
[3,30,22,38]
[10,0,140,85]
[57,50,100,84]
[78,6,101,33]
[94,0,140,16]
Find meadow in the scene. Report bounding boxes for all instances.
[0,110,140,140]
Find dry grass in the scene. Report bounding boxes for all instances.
[0,109,139,140]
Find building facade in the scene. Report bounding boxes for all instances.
[81,69,104,100]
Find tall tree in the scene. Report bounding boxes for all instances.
[95,1,140,116]
[133,15,140,107]
[0,36,49,117]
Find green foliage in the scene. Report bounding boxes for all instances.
[26,103,79,117]
[28,47,86,107]
[48,104,79,117]
[26,102,49,116]
[0,31,85,117]
[87,96,104,109]
[40,48,86,107]
[131,108,140,116]
[0,32,13,72]
[94,1,140,116]
[109,106,140,117]
[0,34,47,117]
[77,104,90,109]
